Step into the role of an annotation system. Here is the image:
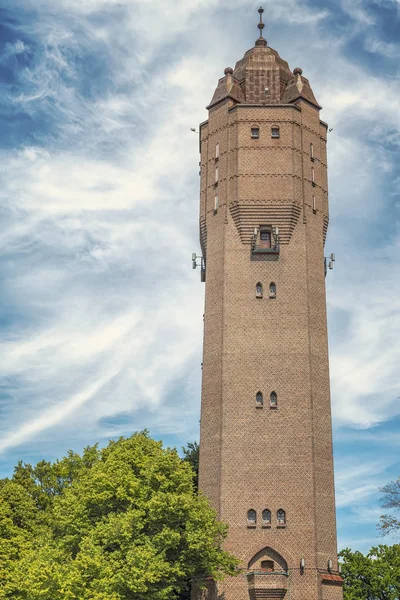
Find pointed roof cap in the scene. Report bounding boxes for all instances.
[283,67,321,108]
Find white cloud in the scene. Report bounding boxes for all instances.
[0,3,399,554]
[340,0,376,25]
[364,36,399,58]
[335,461,384,508]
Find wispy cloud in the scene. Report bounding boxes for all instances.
[0,0,399,552]
[340,0,376,25]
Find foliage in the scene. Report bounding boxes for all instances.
[182,441,199,491]
[379,477,400,537]
[0,433,238,600]
[339,545,400,600]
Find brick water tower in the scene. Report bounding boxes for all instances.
[194,7,343,600]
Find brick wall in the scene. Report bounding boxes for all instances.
[196,42,342,600]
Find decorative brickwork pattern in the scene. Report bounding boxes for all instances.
[195,32,342,600]
[229,200,301,244]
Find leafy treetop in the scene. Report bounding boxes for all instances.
[0,432,238,600]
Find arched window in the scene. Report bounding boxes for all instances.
[256,282,263,298]
[269,282,276,298]
[271,126,280,139]
[256,392,263,407]
[262,509,271,524]
[247,509,257,527]
[277,509,286,525]
[270,392,277,408]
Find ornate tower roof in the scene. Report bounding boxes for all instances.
[208,7,321,109]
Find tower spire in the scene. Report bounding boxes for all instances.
[255,6,267,47]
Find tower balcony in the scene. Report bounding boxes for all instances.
[246,570,288,599]
[251,226,280,259]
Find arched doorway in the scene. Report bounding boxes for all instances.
[247,547,288,599]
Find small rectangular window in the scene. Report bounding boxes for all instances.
[312,195,316,213]
[215,143,220,159]
[271,127,280,138]
[311,167,315,186]
[261,560,274,571]
[260,229,272,249]
[214,194,218,212]
[310,142,314,161]
[215,166,219,183]
[251,127,259,139]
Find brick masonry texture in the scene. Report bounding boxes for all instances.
[195,40,343,600]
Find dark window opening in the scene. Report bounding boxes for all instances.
[277,509,286,525]
[262,509,271,523]
[256,392,263,406]
[271,127,280,139]
[260,230,272,249]
[261,560,274,571]
[251,127,260,139]
[269,282,276,298]
[270,392,277,408]
[247,510,257,526]
[256,282,263,298]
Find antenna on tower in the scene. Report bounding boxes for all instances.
[324,252,336,276]
[191,253,206,282]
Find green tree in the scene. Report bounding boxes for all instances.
[182,441,199,491]
[11,445,101,512]
[0,481,39,599]
[379,477,400,537]
[339,545,400,600]
[0,433,238,600]
[178,441,201,600]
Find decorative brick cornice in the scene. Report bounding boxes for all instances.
[230,199,302,245]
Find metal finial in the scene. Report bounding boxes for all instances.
[256,6,267,46]
[258,6,265,36]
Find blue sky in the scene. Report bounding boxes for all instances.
[0,0,399,553]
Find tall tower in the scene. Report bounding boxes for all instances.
[195,8,343,600]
